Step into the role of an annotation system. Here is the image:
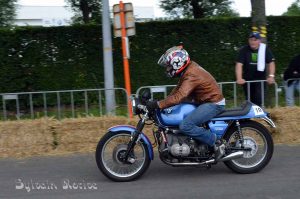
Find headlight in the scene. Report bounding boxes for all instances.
[131,97,139,115]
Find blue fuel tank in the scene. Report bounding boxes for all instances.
[157,103,196,126]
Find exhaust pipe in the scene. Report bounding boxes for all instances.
[160,151,244,166]
[161,158,216,166]
[219,151,244,162]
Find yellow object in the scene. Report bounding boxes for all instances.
[252,26,258,32]
[260,26,267,36]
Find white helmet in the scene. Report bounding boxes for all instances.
[157,45,190,77]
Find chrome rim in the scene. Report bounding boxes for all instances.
[229,127,268,169]
[101,133,146,178]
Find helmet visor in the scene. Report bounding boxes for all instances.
[157,54,168,67]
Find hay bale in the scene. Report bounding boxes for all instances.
[55,116,135,153]
[269,107,300,144]
[0,118,55,158]
[54,116,156,154]
[0,106,299,159]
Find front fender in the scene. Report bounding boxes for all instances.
[108,125,154,160]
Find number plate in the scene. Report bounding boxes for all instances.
[253,106,264,115]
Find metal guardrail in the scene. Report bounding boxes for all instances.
[1,79,297,121]
[219,80,279,107]
[0,88,129,120]
[136,80,279,108]
[136,85,176,99]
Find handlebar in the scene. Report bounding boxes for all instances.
[137,104,148,113]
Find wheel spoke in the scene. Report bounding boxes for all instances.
[230,127,268,169]
[101,133,146,178]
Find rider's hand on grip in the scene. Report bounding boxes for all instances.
[146,100,159,112]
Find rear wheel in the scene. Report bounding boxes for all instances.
[95,131,151,182]
[223,120,274,174]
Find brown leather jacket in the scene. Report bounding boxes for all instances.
[158,61,224,109]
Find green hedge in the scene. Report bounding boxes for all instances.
[0,16,300,94]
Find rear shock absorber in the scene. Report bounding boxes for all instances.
[235,120,244,148]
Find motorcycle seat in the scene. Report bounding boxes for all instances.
[216,101,253,117]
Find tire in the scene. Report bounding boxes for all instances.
[95,131,151,182]
[223,120,274,174]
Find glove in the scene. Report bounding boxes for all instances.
[146,100,159,112]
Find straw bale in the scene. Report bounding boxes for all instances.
[54,116,156,153]
[0,118,56,158]
[268,107,300,144]
[0,106,299,158]
[55,116,136,152]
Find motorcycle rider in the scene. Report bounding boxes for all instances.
[146,45,226,159]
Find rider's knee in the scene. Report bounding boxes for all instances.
[179,121,194,132]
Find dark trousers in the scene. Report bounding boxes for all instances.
[243,82,266,107]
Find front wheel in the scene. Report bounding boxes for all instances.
[95,131,151,182]
[223,120,274,174]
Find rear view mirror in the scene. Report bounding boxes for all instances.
[140,89,151,104]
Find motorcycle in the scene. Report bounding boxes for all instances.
[95,90,275,182]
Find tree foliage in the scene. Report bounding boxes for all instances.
[283,0,300,16]
[0,0,17,27]
[159,0,239,19]
[65,0,102,24]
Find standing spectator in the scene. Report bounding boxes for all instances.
[235,32,276,107]
[283,54,300,106]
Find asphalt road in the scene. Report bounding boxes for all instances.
[0,145,299,199]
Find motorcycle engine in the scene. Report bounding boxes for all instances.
[167,134,191,157]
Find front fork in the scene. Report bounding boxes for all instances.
[123,113,148,163]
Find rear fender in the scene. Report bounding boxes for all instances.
[108,125,154,160]
[261,116,276,128]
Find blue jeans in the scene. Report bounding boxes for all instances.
[179,103,225,147]
[285,80,300,106]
